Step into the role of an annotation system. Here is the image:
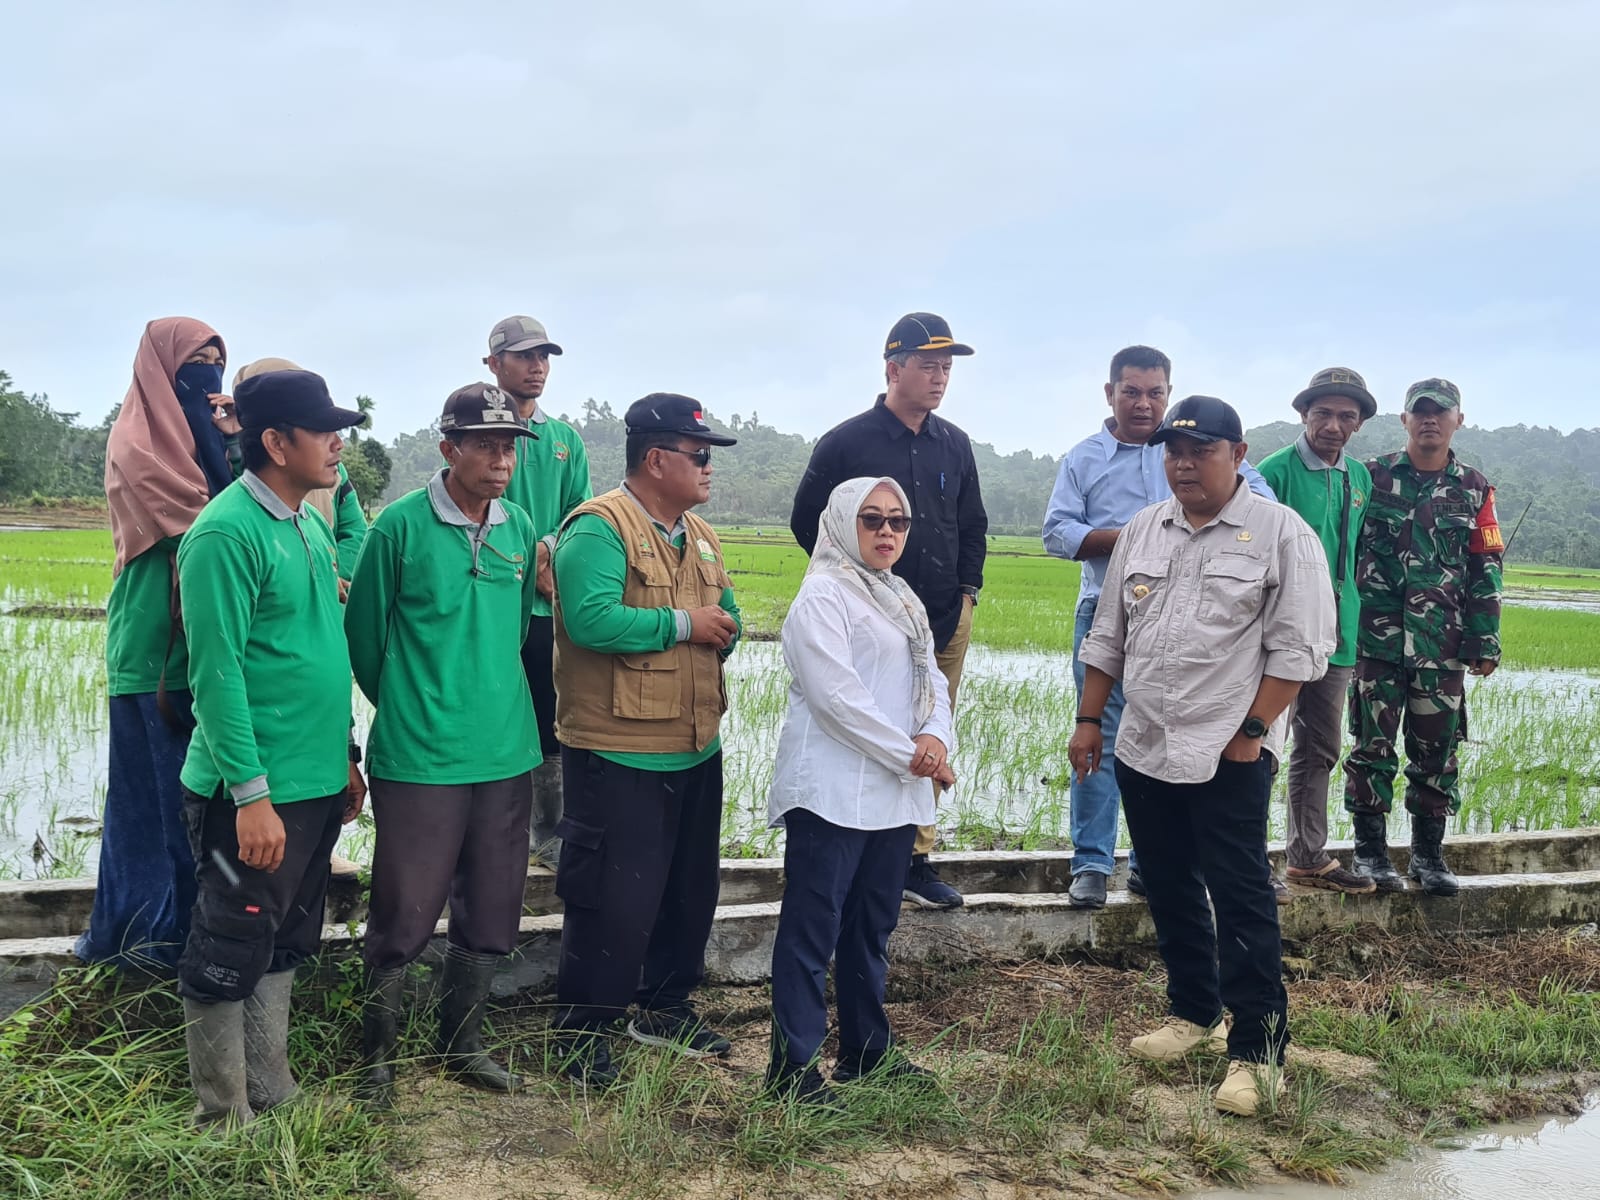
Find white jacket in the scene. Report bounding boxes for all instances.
[768,574,953,831]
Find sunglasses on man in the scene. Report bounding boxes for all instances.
[658,446,714,468]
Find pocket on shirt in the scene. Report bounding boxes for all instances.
[612,653,683,720]
[1122,558,1169,625]
[1195,554,1268,639]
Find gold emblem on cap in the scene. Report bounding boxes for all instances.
[1237,531,1253,542]
[1173,418,1198,427]
[1132,584,1151,600]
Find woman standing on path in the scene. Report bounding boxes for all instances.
[765,476,955,1104]
[77,317,236,971]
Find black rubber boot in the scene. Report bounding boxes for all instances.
[1408,814,1460,897]
[437,946,522,1092]
[357,966,407,1108]
[1351,811,1405,893]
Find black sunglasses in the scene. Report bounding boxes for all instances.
[858,513,911,533]
[658,446,713,468]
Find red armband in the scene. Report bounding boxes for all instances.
[1469,486,1503,554]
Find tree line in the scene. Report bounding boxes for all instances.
[2,367,1597,568]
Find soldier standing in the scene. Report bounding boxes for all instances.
[1344,379,1503,897]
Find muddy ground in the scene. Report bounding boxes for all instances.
[386,928,1600,1200]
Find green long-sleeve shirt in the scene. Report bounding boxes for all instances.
[555,506,741,771]
[345,471,542,784]
[330,462,369,581]
[178,472,353,806]
[1257,435,1372,668]
[106,435,247,696]
[503,409,592,618]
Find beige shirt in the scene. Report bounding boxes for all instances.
[1079,478,1336,784]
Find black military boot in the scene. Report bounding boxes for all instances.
[357,966,407,1108]
[1408,814,1460,897]
[1351,811,1405,893]
[437,946,522,1092]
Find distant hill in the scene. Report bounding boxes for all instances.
[384,404,1588,564]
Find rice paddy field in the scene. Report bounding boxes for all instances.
[3,525,1600,879]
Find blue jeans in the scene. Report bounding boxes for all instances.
[1070,598,1136,877]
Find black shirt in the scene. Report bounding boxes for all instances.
[790,395,988,651]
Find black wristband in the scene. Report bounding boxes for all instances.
[1075,715,1102,726]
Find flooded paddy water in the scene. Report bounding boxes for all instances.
[1200,1103,1600,1199]
[7,533,1600,874]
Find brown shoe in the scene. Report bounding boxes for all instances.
[1287,859,1377,895]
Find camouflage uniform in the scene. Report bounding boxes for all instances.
[1343,439,1502,818]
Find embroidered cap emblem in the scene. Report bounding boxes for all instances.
[481,387,515,424]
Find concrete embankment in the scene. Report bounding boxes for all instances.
[2,828,1596,1006]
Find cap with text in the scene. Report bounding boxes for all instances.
[440,383,538,438]
[883,312,974,359]
[1293,366,1377,420]
[1148,395,1245,445]
[487,315,563,357]
[1404,378,1461,412]
[624,393,737,446]
[235,370,365,433]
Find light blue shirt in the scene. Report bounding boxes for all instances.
[1042,419,1277,607]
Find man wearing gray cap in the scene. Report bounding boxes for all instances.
[485,316,593,867]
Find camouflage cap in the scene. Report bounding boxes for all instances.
[1404,378,1461,412]
[1293,366,1377,420]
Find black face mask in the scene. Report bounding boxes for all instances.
[174,361,225,406]
[173,361,233,497]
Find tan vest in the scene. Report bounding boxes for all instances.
[553,489,731,754]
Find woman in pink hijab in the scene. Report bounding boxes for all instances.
[77,316,239,971]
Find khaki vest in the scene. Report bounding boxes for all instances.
[553,489,731,754]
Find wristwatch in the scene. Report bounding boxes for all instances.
[960,585,980,608]
[1240,716,1269,739]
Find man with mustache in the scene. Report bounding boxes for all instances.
[1344,379,1503,896]
[174,370,366,1126]
[1257,368,1378,896]
[1044,347,1276,910]
[345,383,543,1106]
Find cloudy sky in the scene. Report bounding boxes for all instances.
[4,1,1597,453]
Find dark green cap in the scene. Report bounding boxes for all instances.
[1405,378,1461,412]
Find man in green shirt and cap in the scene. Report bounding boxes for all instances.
[485,316,593,868]
[175,368,366,1126]
[547,393,741,1088]
[346,382,543,1106]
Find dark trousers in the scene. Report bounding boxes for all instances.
[771,809,917,1066]
[1115,756,1289,1064]
[553,746,724,1028]
[77,692,197,969]
[177,787,343,1004]
[519,615,561,757]
[364,774,534,969]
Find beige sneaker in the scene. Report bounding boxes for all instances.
[1129,1015,1230,1061]
[1213,1059,1286,1117]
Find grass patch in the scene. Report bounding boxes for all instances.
[4,933,1599,1197]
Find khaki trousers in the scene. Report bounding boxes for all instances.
[914,595,974,857]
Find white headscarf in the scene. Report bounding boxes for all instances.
[806,476,937,724]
